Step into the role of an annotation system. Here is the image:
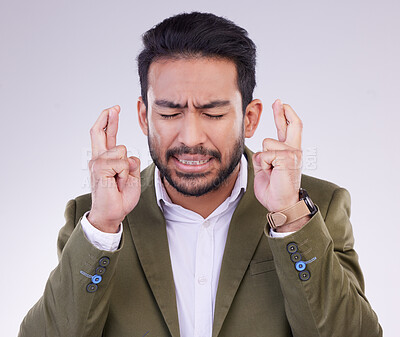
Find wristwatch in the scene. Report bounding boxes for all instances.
[266,188,318,229]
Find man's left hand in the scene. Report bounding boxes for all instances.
[252,99,307,232]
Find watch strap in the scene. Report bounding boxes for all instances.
[267,199,311,229]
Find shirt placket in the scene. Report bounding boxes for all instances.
[194,219,214,337]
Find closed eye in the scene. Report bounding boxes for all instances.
[204,114,224,120]
[160,113,180,119]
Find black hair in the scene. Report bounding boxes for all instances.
[137,12,257,114]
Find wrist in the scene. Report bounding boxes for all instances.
[268,195,299,213]
[266,188,317,232]
[87,212,121,234]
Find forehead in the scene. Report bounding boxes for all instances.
[147,57,239,103]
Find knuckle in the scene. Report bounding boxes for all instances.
[281,150,296,161]
[279,150,292,160]
[122,158,130,170]
[116,145,127,157]
[289,150,302,167]
[119,155,128,165]
[262,138,270,147]
[296,119,303,128]
[89,158,100,173]
[262,138,275,150]
[297,150,303,162]
[289,150,299,160]
[103,147,119,159]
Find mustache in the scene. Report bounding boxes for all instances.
[166,145,221,162]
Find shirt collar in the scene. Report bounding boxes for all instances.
[154,154,248,209]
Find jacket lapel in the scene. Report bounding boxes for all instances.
[212,147,269,337]
[127,164,180,337]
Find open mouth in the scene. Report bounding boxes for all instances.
[177,158,211,165]
[172,156,214,172]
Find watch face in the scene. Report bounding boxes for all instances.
[300,188,318,215]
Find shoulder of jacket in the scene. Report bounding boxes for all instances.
[301,174,348,218]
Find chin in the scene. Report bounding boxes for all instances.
[166,170,232,197]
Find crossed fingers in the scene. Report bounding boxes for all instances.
[272,99,303,149]
[90,105,121,158]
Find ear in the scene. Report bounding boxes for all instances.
[244,99,262,138]
[137,96,148,136]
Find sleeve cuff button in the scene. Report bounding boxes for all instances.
[295,261,306,271]
[287,242,298,254]
[290,252,302,263]
[99,256,110,267]
[95,266,106,275]
[86,283,98,293]
[299,270,311,281]
[91,275,102,284]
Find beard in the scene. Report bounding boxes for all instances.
[148,132,245,197]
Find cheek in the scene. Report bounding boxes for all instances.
[207,122,242,152]
[149,121,177,149]
[215,118,243,140]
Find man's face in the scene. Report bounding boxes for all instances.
[141,57,246,197]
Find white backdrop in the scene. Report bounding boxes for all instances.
[1,0,399,335]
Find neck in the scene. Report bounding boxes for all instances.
[163,163,241,219]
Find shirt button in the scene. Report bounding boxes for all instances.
[198,276,208,285]
[203,220,211,228]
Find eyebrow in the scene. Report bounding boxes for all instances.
[154,99,231,109]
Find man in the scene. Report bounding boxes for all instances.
[19,12,382,337]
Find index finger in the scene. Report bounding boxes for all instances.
[90,105,120,158]
[272,100,302,149]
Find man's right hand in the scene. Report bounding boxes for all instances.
[87,105,141,233]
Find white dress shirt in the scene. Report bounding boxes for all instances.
[153,155,247,337]
[80,155,292,337]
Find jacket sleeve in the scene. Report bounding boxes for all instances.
[267,187,383,337]
[19,199,123,337]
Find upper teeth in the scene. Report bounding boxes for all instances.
[178,159,210,165]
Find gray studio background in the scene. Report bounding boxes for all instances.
[1,0,399,335]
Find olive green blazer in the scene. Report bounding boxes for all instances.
[19,147,382,337]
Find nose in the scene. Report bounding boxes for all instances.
[177,112,206,147]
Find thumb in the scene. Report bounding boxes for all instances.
[253,151,274,173]
[252,152,262,173]
[119,156,141,195]
[128,156,140,176]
